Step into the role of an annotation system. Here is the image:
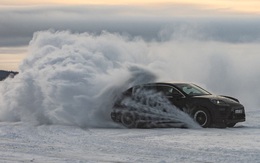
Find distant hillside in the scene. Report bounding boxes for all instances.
[0,70,19,81]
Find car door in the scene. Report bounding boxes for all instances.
[156,85,187,110]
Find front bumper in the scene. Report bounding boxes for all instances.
[213,105,246,125]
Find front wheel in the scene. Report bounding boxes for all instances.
[193,108,211,128]
[121,112,137,128]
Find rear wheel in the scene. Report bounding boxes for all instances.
[121,112,137,128]
[193,108,211,128]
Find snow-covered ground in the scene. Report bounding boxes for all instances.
[0,109,259,163]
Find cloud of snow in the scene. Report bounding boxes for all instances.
[0,29,259,128]
[0,31,159,127]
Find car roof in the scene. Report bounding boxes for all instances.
[140,82,193,86]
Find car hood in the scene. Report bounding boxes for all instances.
[193,94,240,104]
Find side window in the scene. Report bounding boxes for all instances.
[132,85,156,95]
[132,85,157,104]
[157,85,182,97]
[157,86,172,96]
[182,86,200,95]
[142,85,157,93]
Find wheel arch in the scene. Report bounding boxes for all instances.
[192,105,212,127]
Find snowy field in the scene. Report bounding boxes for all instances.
[0,109,259,163]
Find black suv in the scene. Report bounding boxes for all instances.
[111,82,245,128]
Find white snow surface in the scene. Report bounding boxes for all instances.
[0,110,259,163]
[1,31,260,162]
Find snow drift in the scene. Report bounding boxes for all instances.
[0,30,259,128]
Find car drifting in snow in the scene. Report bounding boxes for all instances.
[111,82,245,128]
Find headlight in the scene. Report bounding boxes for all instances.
[210,99,229,106]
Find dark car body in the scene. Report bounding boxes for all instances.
[111,82,246,128]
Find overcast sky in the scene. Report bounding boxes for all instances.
[1,4,260,46]
[0,1,260,70]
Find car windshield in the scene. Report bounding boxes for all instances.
[174,83,211,96]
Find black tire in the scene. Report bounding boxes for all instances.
[227,123,236,127]
[121,112,137,128]
[193,108,211,128]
